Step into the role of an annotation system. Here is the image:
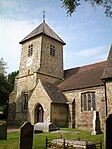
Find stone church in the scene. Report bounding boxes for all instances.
[8,21,112,131]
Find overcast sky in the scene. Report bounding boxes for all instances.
[0,0,112,74]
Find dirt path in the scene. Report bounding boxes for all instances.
[7,128,20,132]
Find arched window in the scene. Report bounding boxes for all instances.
[28,44,33,57]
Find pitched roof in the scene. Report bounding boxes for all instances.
[58,61,106,91]
[42,81,68,104]
[19,22,66,45]
[101,46,112,80]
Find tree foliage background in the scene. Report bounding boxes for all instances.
[61,0,112,17]
[0,58,18,118]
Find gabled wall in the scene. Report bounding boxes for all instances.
[28,80,51,125]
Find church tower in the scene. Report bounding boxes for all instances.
[8,21,66,125]
[19,22,66,84]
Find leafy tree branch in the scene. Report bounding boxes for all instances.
[61,0,112,18]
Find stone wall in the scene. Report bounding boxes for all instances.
[11,33,64,125]
[40,35,64,81]
[106,80,112,114]
[8,77,18,125]
[19,36,42,77]
[64,85,106,130]
[19,34,64,84]
[51,103,68,127]
[28,80,68,127]
[8,90,16,125]
[14,74,37,125]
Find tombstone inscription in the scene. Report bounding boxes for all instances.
[20,122,34,149]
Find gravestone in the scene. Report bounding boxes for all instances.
[51,138,96,149]
[91,111,102,135]
[104,114,112,149]
[0,120,7,140]
[20,121,34,149]
[34,122,59,132]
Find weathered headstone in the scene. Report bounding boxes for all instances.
[91,111,102,135]
[0,120,7,140]
[34,122,59,132]
[104,114,112,149]
[51,138,96,149]
[20,121,34,149]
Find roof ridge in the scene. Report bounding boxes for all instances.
[64,60,107,71]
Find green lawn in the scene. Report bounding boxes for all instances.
[0,128,104,149]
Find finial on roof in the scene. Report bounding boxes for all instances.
[42,10,47,23]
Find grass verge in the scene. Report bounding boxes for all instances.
[0,128,104,149]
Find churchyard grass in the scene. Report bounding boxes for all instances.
[0,128,104,149]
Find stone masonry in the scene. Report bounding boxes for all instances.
[64,86,106,130]
[8,22,112,132]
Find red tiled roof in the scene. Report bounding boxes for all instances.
[58,61,106,91]
[42,81,68,103]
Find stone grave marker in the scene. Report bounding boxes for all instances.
[51,138,96,149]
[20,121,34,149]
[0,120,7,140]
[34,122,59,132]
[91,111,102,135]
[104,114,112,149]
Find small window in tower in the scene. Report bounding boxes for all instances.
[50,45,55,57]
[28,69,30,75]
[28,44,33,57]
[22,93,28,111]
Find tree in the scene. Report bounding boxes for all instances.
[61,0,112,18]
[0,58,9,105]
[8,71,19,92]
[0,75,8,119]
[0,58,7,75]
[0,74,9,119]
[0,58,9,118]
[0,74,9,105]
[0,58,19,119]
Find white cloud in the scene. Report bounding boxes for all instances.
[0,18,37,73]
[77,46,108,57]
[64,45,109,69]
[65,45,108,58]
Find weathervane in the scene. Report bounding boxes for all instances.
[42,10,47,23]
